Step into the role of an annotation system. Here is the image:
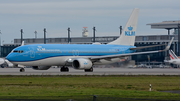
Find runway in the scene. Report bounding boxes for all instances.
[0,67,180,75]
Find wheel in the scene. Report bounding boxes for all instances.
[20,68,25,72]
[60,67,69,72]
[84,67,93,72]
[60,67,64,72]
[65,67,69,72]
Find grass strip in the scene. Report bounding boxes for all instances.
[0,75,179,100]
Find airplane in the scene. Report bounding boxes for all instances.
[0,58,14,68]
[0,58,5,65]
[165,50,180,65]
[6,8,173,72]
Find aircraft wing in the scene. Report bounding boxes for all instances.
[66,37,173,63]
[90,50,161,61]
[90,37,174,61]
[129,44,165,50]
[66,50,162,63]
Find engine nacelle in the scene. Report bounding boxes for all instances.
[72,58,92,69]
[32,66,51,70]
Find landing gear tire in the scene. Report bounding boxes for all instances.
[84,67,93,72]
[60,67,69,72]
[20,68,25,72]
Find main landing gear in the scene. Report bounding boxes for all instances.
[84,67,93,72]
[20,68,25,72]
[60,67,93,72]
[60,66,69,72]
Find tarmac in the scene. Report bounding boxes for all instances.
[0,67,180,75]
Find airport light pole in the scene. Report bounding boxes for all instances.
[67,27,70,43]
[0,30,1,46]
[34,30,37,39]
[147,55,150,66]
[20,29,23,44]
[44,28,46,44]
[0,30,1,57]
[119,26,122,35]
[178,23,180,56]
[93,27,96,43]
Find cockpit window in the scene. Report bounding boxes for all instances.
[13,50,24,53]
[13,50,18,53]
[19,50,24,53]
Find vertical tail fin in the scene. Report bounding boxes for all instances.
[108,8,139,46]
[169,50,178,60]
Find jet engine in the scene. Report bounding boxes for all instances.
[32,66,51,70]
[72,58,92,69]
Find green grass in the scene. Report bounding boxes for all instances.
[0,75,180,100]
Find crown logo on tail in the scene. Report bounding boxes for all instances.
[128,26,133,31]
[125,26,135,36]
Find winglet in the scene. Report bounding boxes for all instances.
[159,37,174,52]
[21,41,24,46]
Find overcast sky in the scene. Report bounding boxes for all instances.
[0,0,179,44]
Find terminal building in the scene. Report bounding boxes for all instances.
[1,21,180,65]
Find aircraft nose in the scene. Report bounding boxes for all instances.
[6,55,10,61]
[6,54,15,61]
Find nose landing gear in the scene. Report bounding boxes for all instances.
[20,68,25,72]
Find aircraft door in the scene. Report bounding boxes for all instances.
[72,50,79,56]
[28,47,35,58]
[121,48,125,54]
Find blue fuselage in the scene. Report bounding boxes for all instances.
[6,44,136,65]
